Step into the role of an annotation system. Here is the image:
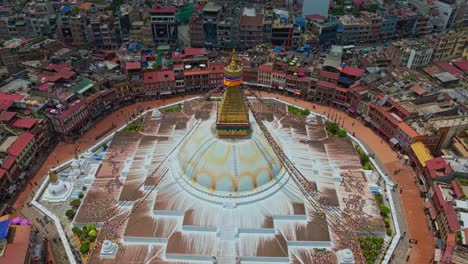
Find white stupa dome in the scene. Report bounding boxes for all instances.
[176,121,282,194]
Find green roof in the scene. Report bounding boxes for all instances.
[72,79,94,94]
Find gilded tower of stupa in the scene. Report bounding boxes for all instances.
[216,50,250,137]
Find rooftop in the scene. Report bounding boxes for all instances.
[7,132,35,157]
[410,142,433,167]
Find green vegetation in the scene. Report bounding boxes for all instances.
[78,192,84,199]
[207,97,222,102]
[72,224,98,255]
[325,120,347,138]
[65,209,75,219]
[456,231,463,245]
[32,112,46,119]
[375,193,393,236]
[287,105,310,115]
[359,236,385,264]
[70,199,81,207]
[80,242,90,254]
[163,104,182,112]
[403,74,418,81]
[458,178,468,186]
[355,145,375,171]
[124,117,142,132]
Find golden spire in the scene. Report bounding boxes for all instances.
[49,169,58,183]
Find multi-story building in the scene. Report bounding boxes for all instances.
[434,0,459,30]
[238,7,264,49]
[307,15,339,46]
[90,13,116,50]
[189,13,203,48]
[202,2,222,48]
[56,9,88,48]
[116,5,140,44]
[366,96,420,151]
[387,39,434,69]
[258,64,273,87]
[142,70,176,98]
[150,4,177,46]
[47,99,90,142]
[338,14,381,45]
[27,0,55,36]
[428,29,467,61]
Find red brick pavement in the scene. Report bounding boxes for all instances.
[258,92,434,264]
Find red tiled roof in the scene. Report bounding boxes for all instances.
[1,225,32,264]
[258,64,273,71]
[183,48,208,57]
[125,62,141,70]
[2,155,16,170]
[150,5,176,13]
[410,83,427,95]
[443,202,461,232]
[57,100,86,120]
[209,64,224,73]
[398,122,419,139]
[349,85,366,92]
[37,83,51,91]
[0,100,13,111]
[305,14,327,21]
[44,63,72,72]
[143,70,175,84]
[11,118,38,129]
[7,132,35,157]
[426,157,453,179]
[320,70,340,80]
[453,60,468,72]
[434,61,464,78]
[38,69,75,83]
[341,66,365,77]
[317,80,337,89]
[451,180,463,199]
[0,111,16,122]
[0,92,24,102]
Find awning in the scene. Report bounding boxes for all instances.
[176,88,185,92]
[278,86,284,90]
[294,91,301,95]
[161,91,172,95]
[364,116,371,122]
[378,127,391,138]
[347,107,357,113]
[390,138,399,145]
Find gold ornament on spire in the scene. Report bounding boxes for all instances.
[49,169,58,183]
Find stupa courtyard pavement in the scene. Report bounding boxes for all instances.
[32,97,397,264]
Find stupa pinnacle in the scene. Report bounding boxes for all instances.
[216,50,250,137]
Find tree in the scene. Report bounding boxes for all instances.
[70,199,81,207]
[72,227,82,236]
[88,230,97,237]
[65,209,75,219]
[380,205,391,217]
[78,192,84,199]
[337,129,347,138]
[86,223,97,232]
[80,242,90,255]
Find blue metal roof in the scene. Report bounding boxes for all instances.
[0,219,10,239]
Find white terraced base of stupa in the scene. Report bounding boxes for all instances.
[100,240,118,258]
[42,180,74,202]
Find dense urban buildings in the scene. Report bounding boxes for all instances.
[0,0,467,263]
